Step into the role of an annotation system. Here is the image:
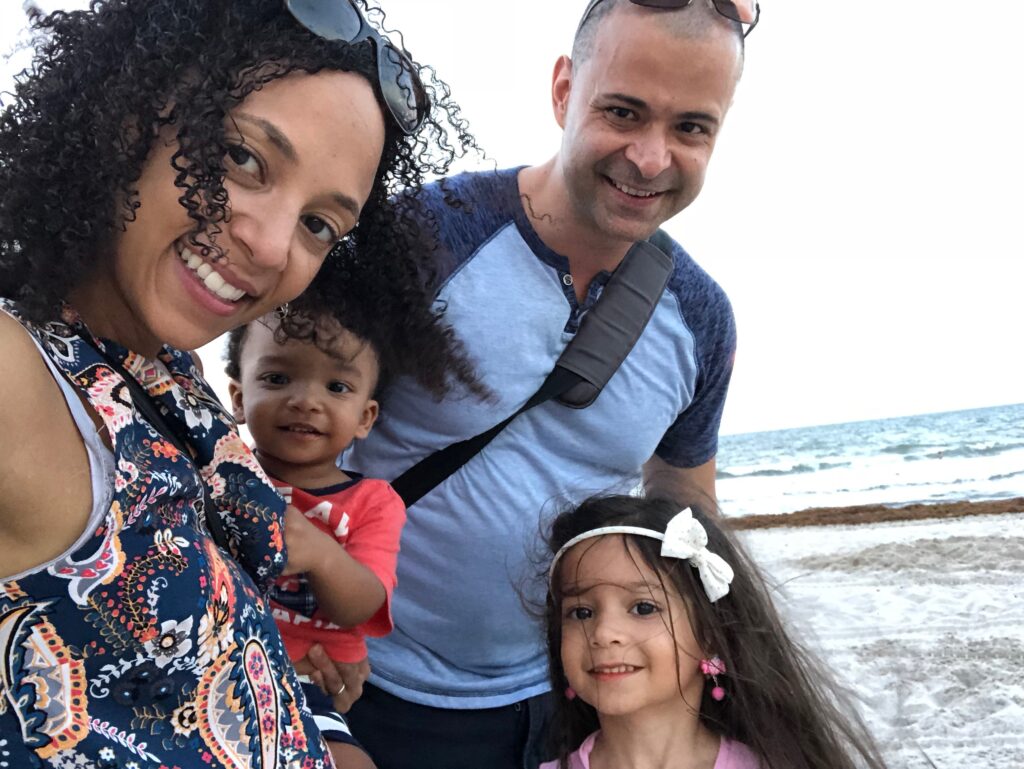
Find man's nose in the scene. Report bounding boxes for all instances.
[623,127,672,180]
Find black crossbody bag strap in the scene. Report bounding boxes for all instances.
[391,233,674,507]
[89,346,232,550]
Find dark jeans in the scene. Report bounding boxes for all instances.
[346,682,555,769]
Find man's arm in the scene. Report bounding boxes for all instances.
[642,454,718,511]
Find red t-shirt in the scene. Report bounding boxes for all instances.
[269,475,406,663]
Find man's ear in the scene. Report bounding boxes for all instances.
[551,55,574,129]
[353,399,379,441]
[227,379,246,423]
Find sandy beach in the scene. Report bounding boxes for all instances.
[736,501,1024,768]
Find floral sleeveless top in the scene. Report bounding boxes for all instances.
[0,302,333,769]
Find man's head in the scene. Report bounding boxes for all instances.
[552,0,746,244]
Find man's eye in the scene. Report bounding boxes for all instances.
[226,144,262,178]
[679,121,706,135]
[327,381,351,394]
[260,373,288,386]
[607,106,635,120]
[303,215,339,245]
[631,601,660,616]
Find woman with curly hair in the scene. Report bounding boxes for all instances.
[0,1,479,767]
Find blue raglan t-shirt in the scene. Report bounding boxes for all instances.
[344,168,736,708]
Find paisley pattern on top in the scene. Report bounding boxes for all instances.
[0,301,333,769]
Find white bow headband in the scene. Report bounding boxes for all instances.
[549,508,734,603]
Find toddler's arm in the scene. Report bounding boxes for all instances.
[282,505,385,627]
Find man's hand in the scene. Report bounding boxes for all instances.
[295,644,371,713]
[281,505,335,576]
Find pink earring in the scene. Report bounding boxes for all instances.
[700,656,727,701]
[564,686,577,700]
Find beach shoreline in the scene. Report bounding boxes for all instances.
[730,496,1024,530]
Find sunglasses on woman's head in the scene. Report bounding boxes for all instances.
[579,0,760,39]
[285,0,429,134]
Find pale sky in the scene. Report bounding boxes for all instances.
[3,1,1022,435]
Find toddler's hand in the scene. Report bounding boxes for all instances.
[281,505,333,576]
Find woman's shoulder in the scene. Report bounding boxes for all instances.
[0,307,99,576]
[0,308,60,418]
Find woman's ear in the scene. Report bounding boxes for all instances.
[228,379,246,423]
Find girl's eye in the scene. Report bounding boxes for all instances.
[327,381,351,394]
[566,605,592,621]
[302,215,339,245]
[259,372,288,386]
[631,601,660,616]
[226,144,263,179]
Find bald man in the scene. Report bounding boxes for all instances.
[345,2,758,767]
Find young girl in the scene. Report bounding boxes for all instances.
[542,495,888,769]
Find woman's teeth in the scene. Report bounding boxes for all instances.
[179,247,246,302]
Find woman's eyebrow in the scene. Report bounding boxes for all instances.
[232,113,361,218]
[234,113,297,161]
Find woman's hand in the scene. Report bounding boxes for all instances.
[294,644,371,713]
[281,505,335,576]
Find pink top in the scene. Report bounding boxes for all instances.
[540,732,760,769]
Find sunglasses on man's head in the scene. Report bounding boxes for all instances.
[580,0,760,39]
[285,0,429,134]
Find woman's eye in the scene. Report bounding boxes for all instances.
[631,601,660,616]
[302,215,339,245]
[259,372,288,386]
[226,144,262,179]
[566,605,592,621]
[327,381,351,394]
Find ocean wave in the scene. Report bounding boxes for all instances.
[881,443,926,455]
[921,443,1024,460]
[818,461,853,471]
[989,470,1024,482]
[717,462,849,480]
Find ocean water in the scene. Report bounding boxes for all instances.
[716,402,1024,516]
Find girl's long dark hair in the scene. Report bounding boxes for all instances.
[0,0,479,389]
[545,495,888,769]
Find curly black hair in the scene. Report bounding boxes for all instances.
[224,253,490,402]
[0,0,479,350]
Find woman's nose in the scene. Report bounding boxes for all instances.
[227,198,294,273]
